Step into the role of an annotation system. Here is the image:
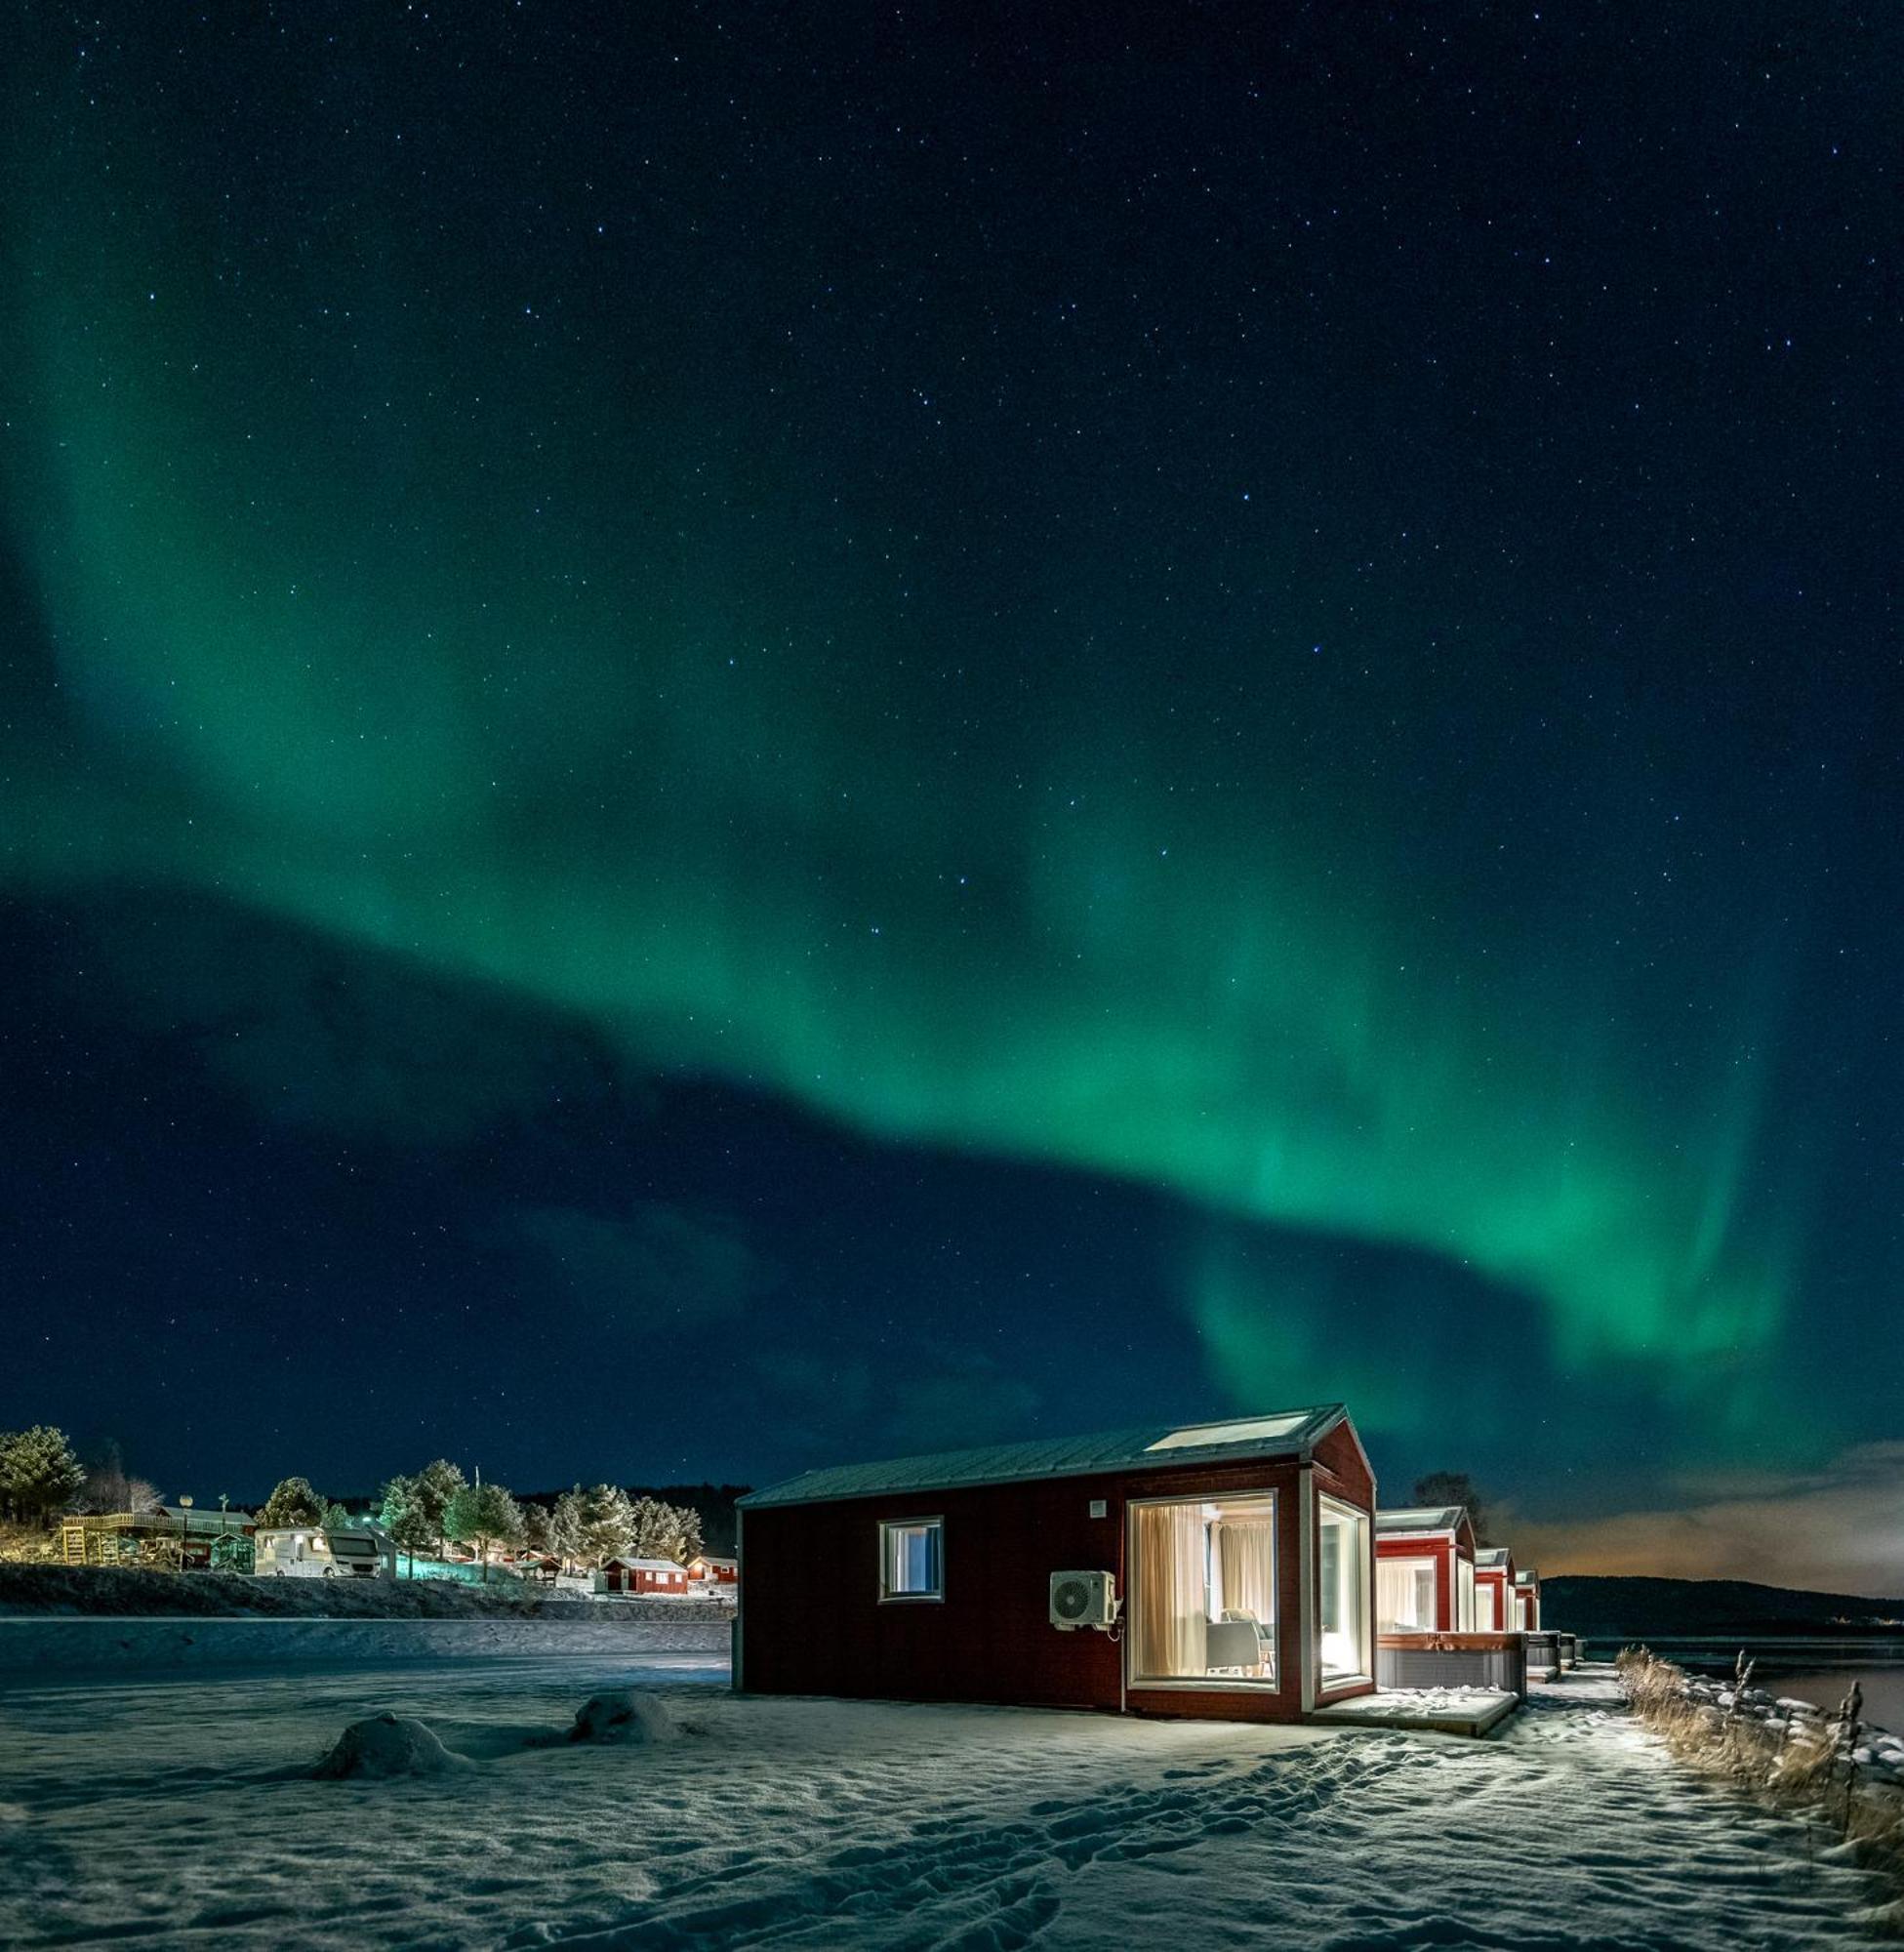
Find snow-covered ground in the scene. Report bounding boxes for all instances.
[1,1658,1892,1948]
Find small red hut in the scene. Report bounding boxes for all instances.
[1375,1506,1479,1633]
[686,1554,739,1586]
[598,1557,689,1596]
[736,1404,1377,1723]
[1473,1546,1517,1630]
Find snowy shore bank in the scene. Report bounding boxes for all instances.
[1619,1647,1904,1929]
[2,1658,1897,1948]
[0,1562,734,1621]
[0,1613,732,1674]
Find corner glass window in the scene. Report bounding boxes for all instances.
[1318,1497,1370,1682]
[879,1518,943,1601]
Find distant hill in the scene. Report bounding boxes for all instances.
[1546,1574,1904,1640]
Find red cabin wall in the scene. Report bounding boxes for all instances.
[740,1438,1377,1723]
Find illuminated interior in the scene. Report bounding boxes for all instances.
[1128,1493,1277,1686]
[1318,1498,1371,1682]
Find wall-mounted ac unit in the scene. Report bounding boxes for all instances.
[1049,1569,1119,1631]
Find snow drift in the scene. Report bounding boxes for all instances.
[311,1711,469,1779]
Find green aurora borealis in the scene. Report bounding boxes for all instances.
[3,7,1896,1502]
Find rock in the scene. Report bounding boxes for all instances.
[312,1712,467,1779]
[568,1690,676,1745]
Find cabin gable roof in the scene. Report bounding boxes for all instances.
[739,1404,1353,1511]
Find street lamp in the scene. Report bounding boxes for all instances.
[178,1495,194,1572]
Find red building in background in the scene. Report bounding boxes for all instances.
[1474,1545,1517,1629]
[1375,1506,1479,1633]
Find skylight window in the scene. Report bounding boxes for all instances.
[1146,1414,1307,1453]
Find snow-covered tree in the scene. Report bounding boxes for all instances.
[258,1476,327,1527]
[577,1484,634,1566]
[518,1500,552,1554]
[378,1475,435,1575]
[410,1458,467,1557]
[0,1426,86,1525]
[442,1481,523,1580]
[626,1495,703,1566]
[549,1486,587,1568]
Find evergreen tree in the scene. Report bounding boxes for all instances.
[259,1476,327,1527]
[378,1475,435,1576]
[518,1500,552,1555]
[577,1484,634,1566]
[442,1481,523,1581]
[0,1426,86,1525]
[410,1458,467,1558]
[626,1494,703,1566]
[549,1486,587,1569]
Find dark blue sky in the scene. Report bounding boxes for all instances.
[2,5,1898,1576]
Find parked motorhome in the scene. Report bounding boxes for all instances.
[1375,1506,1479,1633]
[736,1404,1377,1724]
[253,1526,396,1578]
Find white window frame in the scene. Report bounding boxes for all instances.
[877,1516,945,1604]
[1124,1488,1279,1692]
[1317,1495,1373,1689]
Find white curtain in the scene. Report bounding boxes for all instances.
[1216,1521,1274,1628]
[1377,1556,1435,1631]
[1133,1502,1208,1678]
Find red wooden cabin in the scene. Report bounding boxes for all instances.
[686,1554,739,1586]
[1473,1545,1516,1631]
[1375,1506,1479,1633]
[1513,1567,1540,1630]
[736,1405,1377,1724]
[599,1556,689,1595]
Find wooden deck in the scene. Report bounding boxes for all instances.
[1309,1687,1520,1737]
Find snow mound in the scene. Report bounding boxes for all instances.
[312,1711,469,1779]
[568,1690,677,1745]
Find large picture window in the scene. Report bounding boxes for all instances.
[878,1518,943,1601]
[1456,1554,1477,1631]
[1376,1555,1438,1632]
[1129,1493,1276,1687]
[1318,1498,1370,1683]
[1476,1581,1499,1631]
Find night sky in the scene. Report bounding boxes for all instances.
[4,6,1899,1586]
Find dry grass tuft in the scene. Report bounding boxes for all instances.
[1616,1647,1904,1931]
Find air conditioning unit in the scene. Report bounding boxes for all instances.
[1049,1569,1119,1631]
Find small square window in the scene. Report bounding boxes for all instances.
[1088,1499,1108,1519]
[879,1518,943,1601]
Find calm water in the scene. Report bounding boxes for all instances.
[1773,1669,1904,1731]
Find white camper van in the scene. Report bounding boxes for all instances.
[253,1526,394,1579]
